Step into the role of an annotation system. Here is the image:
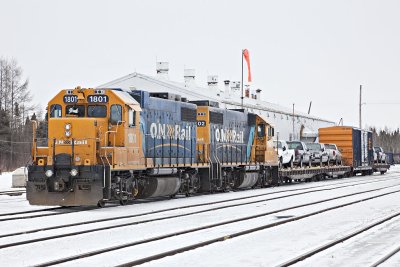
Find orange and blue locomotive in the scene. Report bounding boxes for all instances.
[27,87,278,207]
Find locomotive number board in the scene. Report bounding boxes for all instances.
[63,95,78,103]
[197,120,206,127]
[87,95,109,103]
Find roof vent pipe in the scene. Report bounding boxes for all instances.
[256,89,262,105]
[224,80,231,98]
[207,75,219,95]
[184,69,196,87]
[156,62,169,79]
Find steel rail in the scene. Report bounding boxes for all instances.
[113,189,400,267]
[0,176,397,241]
[278,214,400,266]
[0,173,395,224]
[29,186,400,266]
[369,245,400,267]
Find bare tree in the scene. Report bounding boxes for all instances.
[0,57,33,171]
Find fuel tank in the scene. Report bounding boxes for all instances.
[136,177,181,198]
[233,171,259,189]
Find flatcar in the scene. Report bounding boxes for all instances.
[27,87,279,207]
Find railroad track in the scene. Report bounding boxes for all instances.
[16,184,400,266]
[0,189,26,196]
[0,175,397,241]
[370,245,400,267]
[0,173,396,223]
[278,214,400,267]
[0,206,96,223]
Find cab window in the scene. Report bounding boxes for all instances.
[66,105,85,117]
[110,104,122,124]
[50,104,62,118]
[88,105,107,117]
[267,127,275,137]
[128,108,136,127]
[257,124,265,137]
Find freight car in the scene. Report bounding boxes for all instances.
[27,87,279,207]
[319,126,389,175]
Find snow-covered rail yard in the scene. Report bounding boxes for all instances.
[0,168,400,267]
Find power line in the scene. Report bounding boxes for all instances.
[366,102,400,105]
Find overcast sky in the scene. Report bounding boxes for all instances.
[1,0,400,129]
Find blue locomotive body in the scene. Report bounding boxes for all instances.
[208,108,255,164]
[131,90,197,166]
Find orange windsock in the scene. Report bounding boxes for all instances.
[243,49,252,82]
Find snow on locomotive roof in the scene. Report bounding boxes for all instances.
[111,89,140,106]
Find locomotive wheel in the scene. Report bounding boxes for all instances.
[97,200,105,208]
[119,199,128,205]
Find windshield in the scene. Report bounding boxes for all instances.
[306,143,320,151]
[66,105,85,117]
[88,105,107,118]
[374,147,382,152]
[287,142,303,150]
[324,144,336,150]
[273,141,282,149]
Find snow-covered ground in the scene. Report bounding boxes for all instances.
[0,172,12,190]
[0,167,400,266]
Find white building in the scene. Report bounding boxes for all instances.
[98,62,335,141]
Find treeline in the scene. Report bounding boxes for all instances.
[0,58,43,171]
[370,127,400,153]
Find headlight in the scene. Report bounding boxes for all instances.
[45,170,53,177]
[75,156,81,162]
[65,131,71,137]
[70,169,78,177]
[65,123,71,130]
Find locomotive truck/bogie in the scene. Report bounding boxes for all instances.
[27,87,280,207]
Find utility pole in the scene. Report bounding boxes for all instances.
[241,49,244,108]
[308,101,312,114]
[359,85,362,129]
[292,103,295,140]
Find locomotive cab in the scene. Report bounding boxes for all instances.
[254,115,277,165]
[28,87,144,206]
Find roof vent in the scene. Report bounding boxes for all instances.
[156,62,169,79]
[184,69,195,87]
[224,80,230,98]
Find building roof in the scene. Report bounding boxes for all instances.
[99,72,334,124]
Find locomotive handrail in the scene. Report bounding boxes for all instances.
[31,120,38,160]
[104,120,125,147]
